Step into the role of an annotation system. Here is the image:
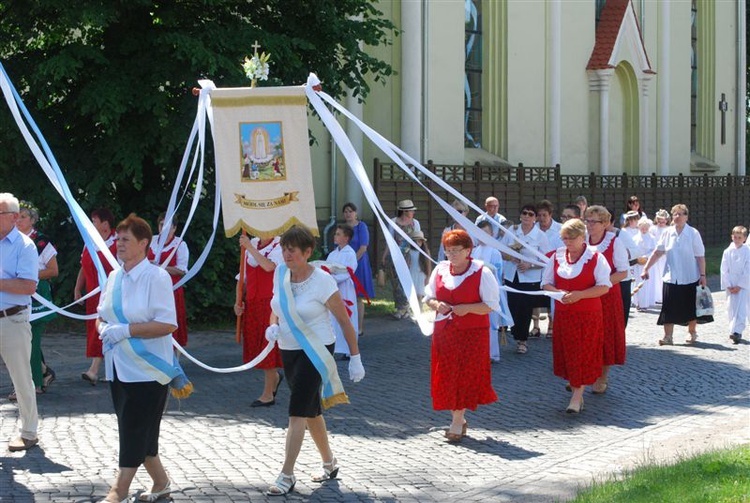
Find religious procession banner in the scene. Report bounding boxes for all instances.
[210,85,319,238]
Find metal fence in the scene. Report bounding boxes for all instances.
[371,159,750,262]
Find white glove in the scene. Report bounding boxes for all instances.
[99,323,131,347]
[348,354,365,382]
[265,323,280,343]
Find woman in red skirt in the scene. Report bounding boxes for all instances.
[584,206,629,394]
[542,219,611,413]
[234,234,284,407]
[424,229,499,442]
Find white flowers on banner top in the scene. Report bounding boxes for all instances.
[242,40,271,87]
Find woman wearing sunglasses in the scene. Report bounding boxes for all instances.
[500,205,552,354]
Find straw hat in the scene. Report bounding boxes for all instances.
[409,230,426,241]
[397,199,418,211]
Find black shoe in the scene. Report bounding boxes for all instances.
[251,398,276,407]
[730,333,742,344]
[273,372,284,397]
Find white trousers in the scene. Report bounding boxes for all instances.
[727,288,749,335]
[0,310,38,439]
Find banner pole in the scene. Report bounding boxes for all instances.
[235,229,247,343]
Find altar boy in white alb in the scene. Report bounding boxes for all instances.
[720,226,750,344]
[326,224,359,357]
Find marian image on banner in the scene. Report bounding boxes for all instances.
[240,121,286,181]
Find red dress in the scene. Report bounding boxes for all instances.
[588,233,627,366]
[148,238,189,346]
[550,248,605,387]
[431,261,498,411]
[241,239,282,368]
[81,235,117,358]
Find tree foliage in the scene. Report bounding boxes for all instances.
[0,0,394,324]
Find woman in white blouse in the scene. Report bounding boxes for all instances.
[501,204,551,354]
[641,204,709,345]
[265,226,365,496]
[96,214,178,503]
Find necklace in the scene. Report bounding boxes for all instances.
[449,260,470,276]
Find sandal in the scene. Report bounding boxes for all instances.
[516,342,528,354]
[686,332,698,345]
[42,367,56,389]
[138,480,171,501]
[311,457,339,482]
[658,336,673,346]
[530,328,542,338]
[7,389,43,401]
[592,381,608,394]
[266,473,296,496]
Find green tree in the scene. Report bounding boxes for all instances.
[0,0,394,324]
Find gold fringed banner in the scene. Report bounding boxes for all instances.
[211,86,319,238]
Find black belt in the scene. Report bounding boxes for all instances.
[0,305,27,319]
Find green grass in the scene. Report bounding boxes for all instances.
[569,444,750,503]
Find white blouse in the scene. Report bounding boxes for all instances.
[656,224,705,285]
[98,259,177,383]
[271,267,339,350]
[246,236,283,268]
[587,231,630,273]
[501,225,551,283]
[424,260,500,312]
[541,247,612,288]
[150,236,189,273]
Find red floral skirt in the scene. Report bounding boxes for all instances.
[242,296,282,368]
[552,308,604,387]
[601,286,626,366]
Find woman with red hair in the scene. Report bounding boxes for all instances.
[424,229,499,442]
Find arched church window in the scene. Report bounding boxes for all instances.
[465,0,482,148]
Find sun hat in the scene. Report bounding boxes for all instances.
[397,199,418,211]
[409,230,426,241]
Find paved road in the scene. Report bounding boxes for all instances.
[2,284,749,502]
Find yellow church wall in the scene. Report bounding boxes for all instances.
[712,0,740,174]
[559,2,597,174]
[424,1,465,164]
[506,0,547,166]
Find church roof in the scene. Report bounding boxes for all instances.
[587,0,654,73]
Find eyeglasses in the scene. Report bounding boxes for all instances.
[0,211,17,215]
[584,219,604,225]
[444,247,466,255]
[521,210,536,217]
[560,214,576,221]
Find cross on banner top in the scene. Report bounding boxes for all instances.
[251,40,261,55]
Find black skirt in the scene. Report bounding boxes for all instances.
[281,343,335,418]
[657,281,714,326]
[110,370,169,468]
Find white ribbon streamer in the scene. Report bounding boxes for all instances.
[501,285,565,302]
[171,338,275,373]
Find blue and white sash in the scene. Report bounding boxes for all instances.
[100,269,193,398]
[275,265,348,408]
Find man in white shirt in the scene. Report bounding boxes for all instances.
[0,193,39,452]
[475,196,506,240]
[535,200,563,249]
